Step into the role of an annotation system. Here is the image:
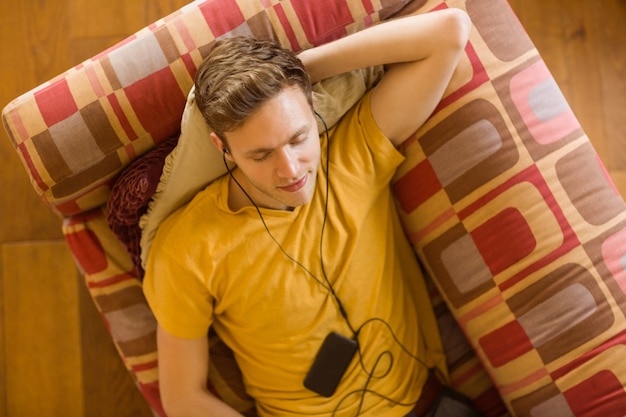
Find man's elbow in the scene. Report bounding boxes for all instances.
[160,387,238,417]
[161,395,189,417]
[160,390,202,417]
[439,8,472,52]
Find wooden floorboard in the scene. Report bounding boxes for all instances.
[0,0,65,244]
[2,241,84,417]
[594,1,626,172]
[0,0,624,416]
[0,1,188,416]
[0,246,5,415]
[509,0,626,197]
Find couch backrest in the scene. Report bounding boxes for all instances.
[1,0,418,216]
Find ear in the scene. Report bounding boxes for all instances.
[210,132,233,161]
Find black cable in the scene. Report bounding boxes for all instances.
[314,111,357,335]
[223,154,331,291]
[222,110,430,416]
[222,111,357,334]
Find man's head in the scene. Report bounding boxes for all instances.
[195,36,314,147]
[195,36,320,210]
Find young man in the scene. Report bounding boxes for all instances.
[143,8,471,417]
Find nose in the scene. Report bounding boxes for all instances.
[275,147,299,179]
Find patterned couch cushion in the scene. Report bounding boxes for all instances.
[4,0,626,416]
[391,1,626,416]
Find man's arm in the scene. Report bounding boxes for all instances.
[157,325,244,417]
[299,8,471,146]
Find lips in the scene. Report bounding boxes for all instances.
[278,174,308,193]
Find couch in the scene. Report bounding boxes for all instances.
[3,0,626,416]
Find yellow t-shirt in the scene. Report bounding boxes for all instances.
[143,92,446,416]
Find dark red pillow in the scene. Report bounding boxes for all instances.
[107,136,179,279]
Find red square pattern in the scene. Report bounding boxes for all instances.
[65,228,108,275]
[393,159,443,214]
[272,3,301,51]
[107,93,138,142]
[35,79,79,127]
[564,370,626,417]
[199,0,246,38]
[471,207,536,276]
[124,67,186,140]
[479,320,534,368]
[290,0,353,46]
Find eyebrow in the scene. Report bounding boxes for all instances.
[243,124,311,158]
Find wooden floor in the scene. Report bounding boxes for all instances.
[509,0,626,196]
[0,0,624,415]
[0,1,190,416]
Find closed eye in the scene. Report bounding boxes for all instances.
[291,135,307,146]
[246,124,312,162]
[252,151,271,162]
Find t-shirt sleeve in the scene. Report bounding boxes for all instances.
[143,210,214,339]
[327,89,405,187]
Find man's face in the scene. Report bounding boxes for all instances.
[222,86,321,210]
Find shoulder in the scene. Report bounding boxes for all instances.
[154,177,227,246]
[328,91,404,179]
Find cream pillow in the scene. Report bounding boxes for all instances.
[139,66,384,268]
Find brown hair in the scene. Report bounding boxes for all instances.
[194,36,313,142]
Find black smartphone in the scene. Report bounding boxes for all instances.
[303,332,358,397]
